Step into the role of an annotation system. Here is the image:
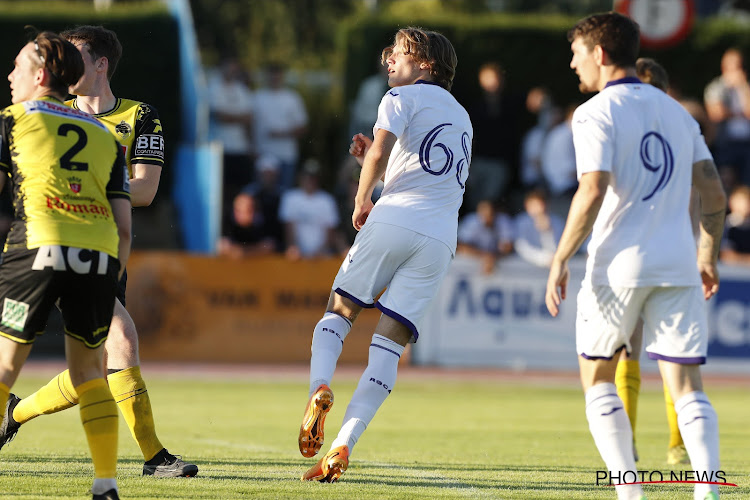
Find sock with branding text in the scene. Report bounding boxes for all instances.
[13,370,78,424]
[330,334,404,454]
[675,391,720,500]
[78,378,118,480]
[309,312,352,396]
[585,383,643,500]
[107,366,164,462]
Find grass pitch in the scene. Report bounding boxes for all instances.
[0,365,747,499]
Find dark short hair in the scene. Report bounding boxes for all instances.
[31,31,85,95]
[636,57,669,92]
[61,25,122,80]
[567,12,639,68]
[382,27,457,91]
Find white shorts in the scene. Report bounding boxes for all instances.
[576,285,708,364]
[332,222,452,341]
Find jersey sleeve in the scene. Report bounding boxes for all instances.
[132,103,165,167]
[571,106,614,178]
[107,141,131,200]
[373,89,414,138]
[689,115,713,164]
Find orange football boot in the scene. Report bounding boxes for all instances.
[301,445,349,482]
[298,384,334,458]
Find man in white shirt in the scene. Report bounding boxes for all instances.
[297,27,472,483]
[545,13,726,500]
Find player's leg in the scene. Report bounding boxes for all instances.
[303,230,451,482]
[615,319,643,460]
[105,298,198,477]
[577,285,644,500]
[645,286,718,499]
[299,291,360,458]
[0,336,33,435]
[663,381,689,464]
[65,336,119,499]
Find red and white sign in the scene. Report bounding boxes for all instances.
[615,0,695,49]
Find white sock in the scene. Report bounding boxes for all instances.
[585,383,643,500]
[330,334,404,454]
[675,391,720,500]
[91,478,117,495]
[309,312,352,396]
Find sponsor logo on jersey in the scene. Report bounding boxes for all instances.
[68,176,82,194]
[134,134,165,159]
[115,120,132,140]
[32,245,110,275]
[2,298,29,332]
[25,100,107,130]
[46,196,110,218]
[152,119,163,134]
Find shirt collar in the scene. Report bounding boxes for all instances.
[415,79,445,89]
[604,76,642,89]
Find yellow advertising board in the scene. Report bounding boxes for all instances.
[126,252,383,363]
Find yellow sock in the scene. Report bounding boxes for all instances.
[0,382,9,430]
[663,382,684,448]
[107,366,163,461]
[77,378,118,479]
[13,370,78,424]
[615,360,641,435]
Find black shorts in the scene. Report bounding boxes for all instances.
[0,246,120,348]
[117,268,127,306]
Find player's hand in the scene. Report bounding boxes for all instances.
[352,197,374,231]
[697,261,720,299]
[349,133,372,166]
[545,259,569,317]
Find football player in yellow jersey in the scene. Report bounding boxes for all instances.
[0,31,132,500]
[0,25,198,478]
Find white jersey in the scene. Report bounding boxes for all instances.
[573,78,713,287]
[368,81,473,254]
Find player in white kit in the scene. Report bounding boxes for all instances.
[297,27,472,483]
[545,13,726,500]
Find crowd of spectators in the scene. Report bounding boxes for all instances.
[208,50,750,268]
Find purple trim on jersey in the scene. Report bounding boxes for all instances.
[415,79,445,89]
[334,288,375,308]
[579,345,627,361]
[325,311,352,327]
[647,352,706,365]
[604,76,642,89]
[375,303,419,341]
[370,342,402,358]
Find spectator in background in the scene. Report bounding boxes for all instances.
[254,63,308,191]
[721,185,750,264]
[541,104,578,219]
[217,191,276,259]
[242,154,284,251]
[704,47,750,183]
[349,57,389,139]
[465,62,522,210]
[514,189,564,268]
[280,159,342,260]
[519,86,558,191]
[208,57,256,216]
[457,199,514,275]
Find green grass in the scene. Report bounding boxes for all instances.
[0,367,747,499]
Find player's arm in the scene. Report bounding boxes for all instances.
[107,146,132,278]
[545,171,609,316]
[352,128,396,231]
[692,158,727,298]
[129,162,162,207]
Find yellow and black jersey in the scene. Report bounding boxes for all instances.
[0,96,130,257]
[66,97,164,177]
